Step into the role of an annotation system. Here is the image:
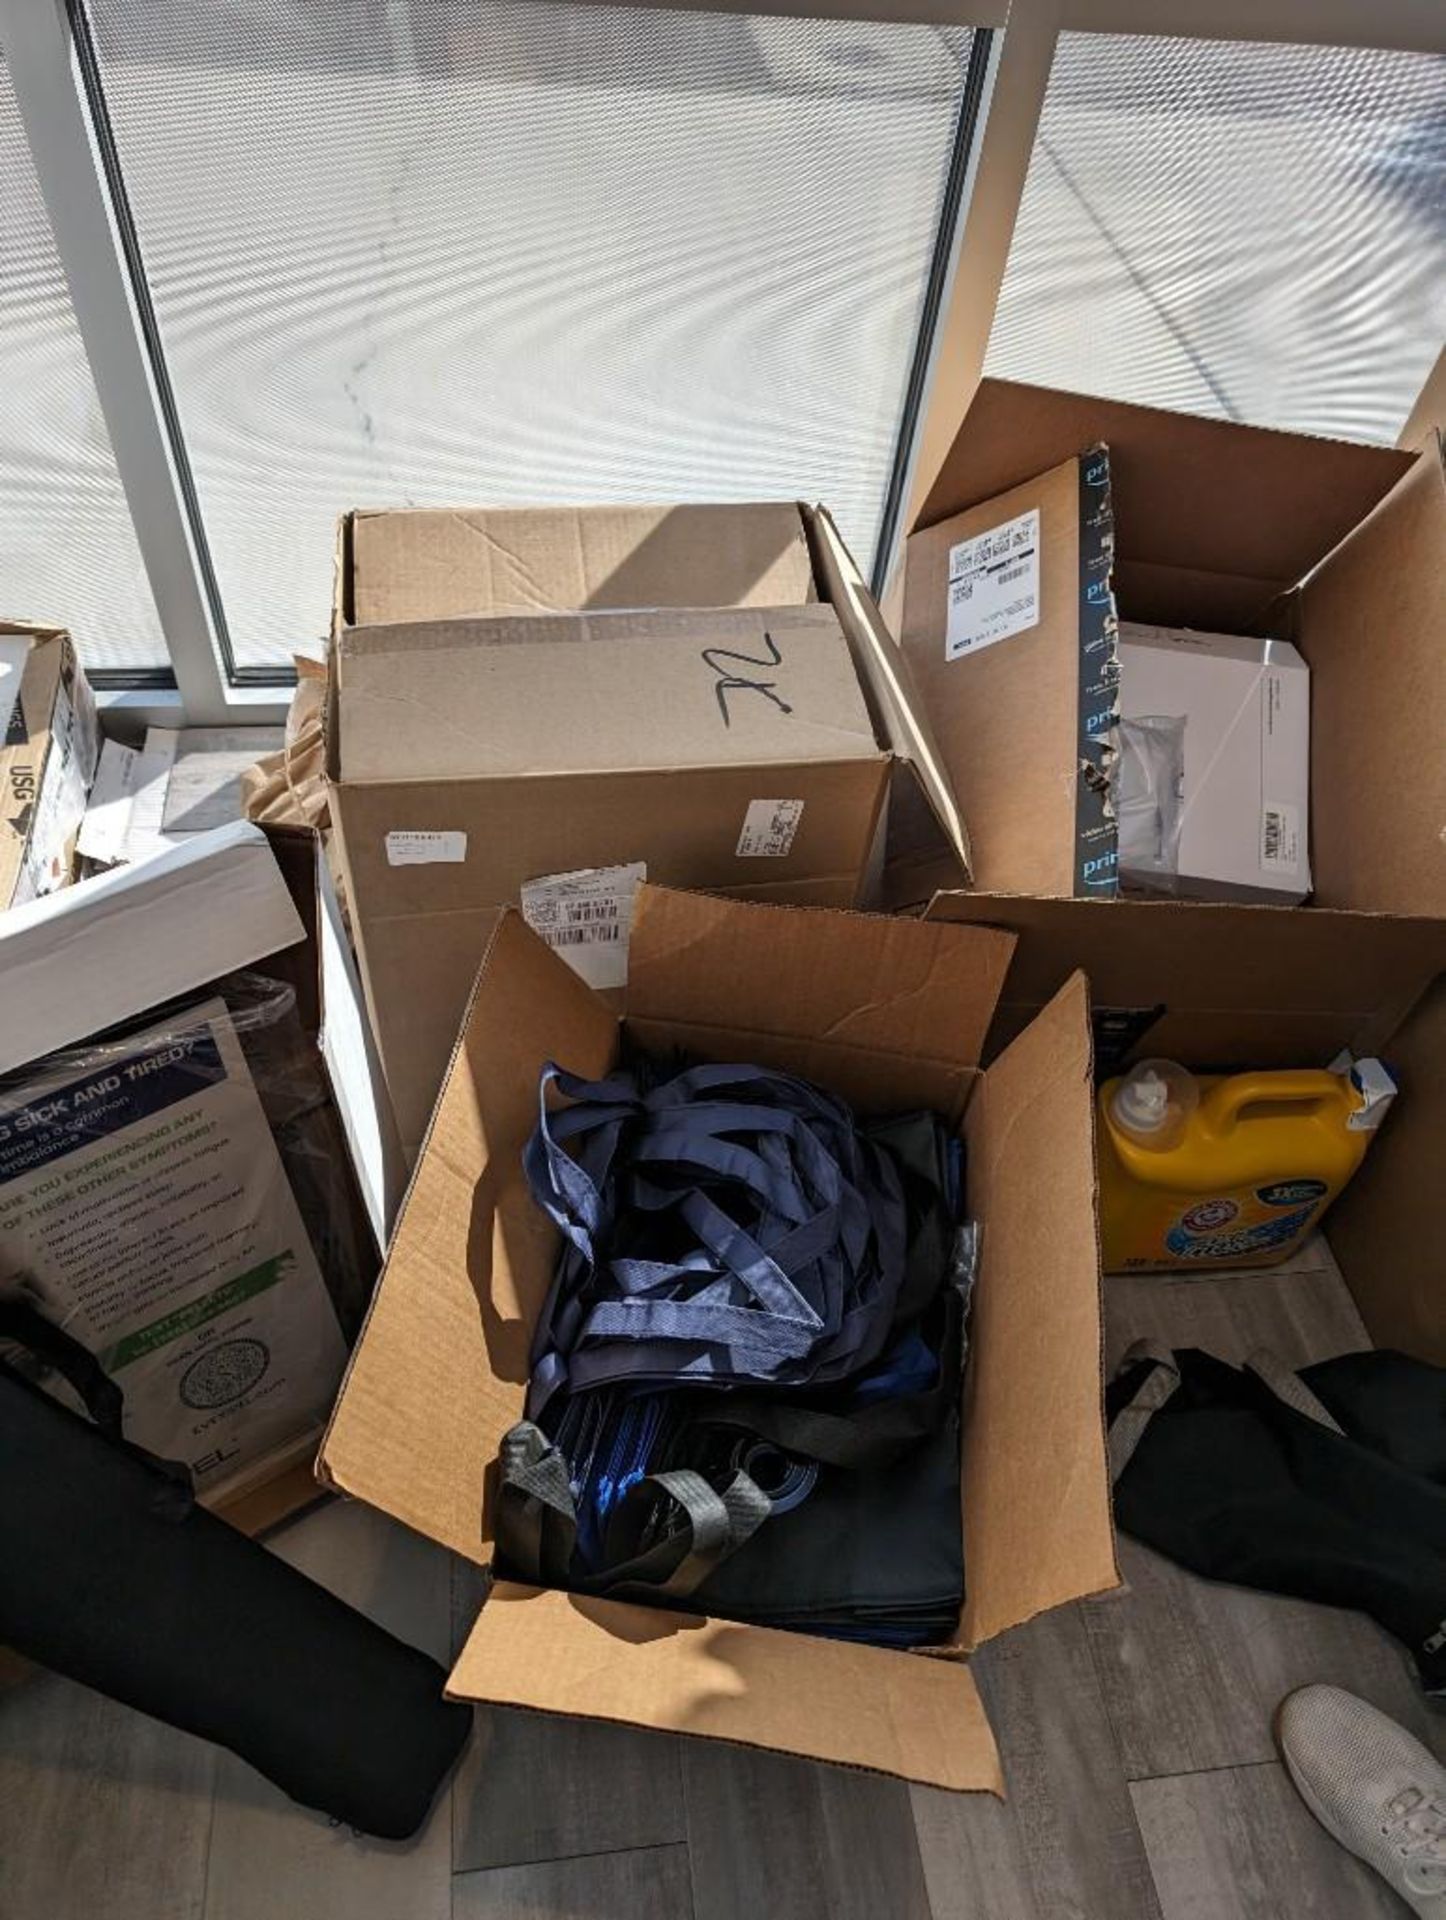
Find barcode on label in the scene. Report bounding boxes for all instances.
[737,797,804,858]
[544,923,623,949]
[1260,801,1301,875]
[519,861,646,990]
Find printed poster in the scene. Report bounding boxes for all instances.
[0,999,347,1486]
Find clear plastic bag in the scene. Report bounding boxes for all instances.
[1115,713,1186,889]
[0,970,364,1486]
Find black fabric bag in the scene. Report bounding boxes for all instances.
[1109,1342,1446,1695]
[0,1305,471,1840]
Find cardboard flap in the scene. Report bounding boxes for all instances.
[1328,977,1446,1366]
[927,891,1446,1071]
[335,605,879,783]
[0,822,306,1077]
[917,379,1410,628]
[901,456,1089,898]
[347,503,817,627]
[449,1583,1003,1794]
[319,910,617,1559]
[962,972,1117,1644]
[1297,435,1446,917]
[626,884,1015,1072]
[806,505,972,877]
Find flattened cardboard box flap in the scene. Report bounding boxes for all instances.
[900,455,1089,901]
[1296,433,1446,918]
[627,884,1014,1072]
[961,971,1118,1646]
[925,892,1446,1072]
[346,502,818,628]
[336,605,880,783]
[318,909,618,1558]
[448,1583,1004,1794]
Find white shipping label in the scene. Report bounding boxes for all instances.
[520,862,647,991]
[0,1000,348,1485]
[76,739,144,866]
[1260,801,1302,875]
[945,508,1041,661]
[385,829,467,866]
[736,798,805,858]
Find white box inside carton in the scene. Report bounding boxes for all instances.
[1117,623,1311,904]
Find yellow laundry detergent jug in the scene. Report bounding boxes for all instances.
[1097,1057,1396,1273]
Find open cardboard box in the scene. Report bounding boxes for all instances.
[893,381,1446,1363]
[328,501,967,1165]
[898,379,1442,911]
[926,891,1446,1365]
[320,883,1118,1791]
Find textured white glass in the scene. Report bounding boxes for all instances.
[0,51,165,669]
[987,34,1446,444]
[89,3,974,668]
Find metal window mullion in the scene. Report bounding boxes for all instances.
[875,0,1060,594]
[1,0,232,723]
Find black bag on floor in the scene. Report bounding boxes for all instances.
[1108,1341,1446,1695]
[0,1304,471,1840]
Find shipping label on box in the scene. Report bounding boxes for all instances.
[520,862,646,990]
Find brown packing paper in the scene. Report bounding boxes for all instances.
[241,658,329,833]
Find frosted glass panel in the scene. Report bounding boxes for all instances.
[988,35,1446,444]
[88,3,974,667]
[0,51,165,669]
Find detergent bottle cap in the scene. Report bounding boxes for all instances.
[1110,1059,1198,1148]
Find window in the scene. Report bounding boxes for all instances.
[985,34,1446,443]
[0,46,165,670]
[85,1,976,669]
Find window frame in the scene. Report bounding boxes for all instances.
[1,0,1441,720]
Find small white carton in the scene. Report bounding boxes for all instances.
[1117,623,1311,904]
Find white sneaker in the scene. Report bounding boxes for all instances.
[1278,1684,1446,1916]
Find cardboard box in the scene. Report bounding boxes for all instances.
[904,384,1446,1359]
[329,501,968,1162]
[899,380,1440,906]
[1,622,99,909]
[924,891,1446,1362]
[1116,623,1311,903]
[0,820,392,1533]
[319,884,1119,1792]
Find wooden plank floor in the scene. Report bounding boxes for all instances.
[3,1234,1441,1919]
